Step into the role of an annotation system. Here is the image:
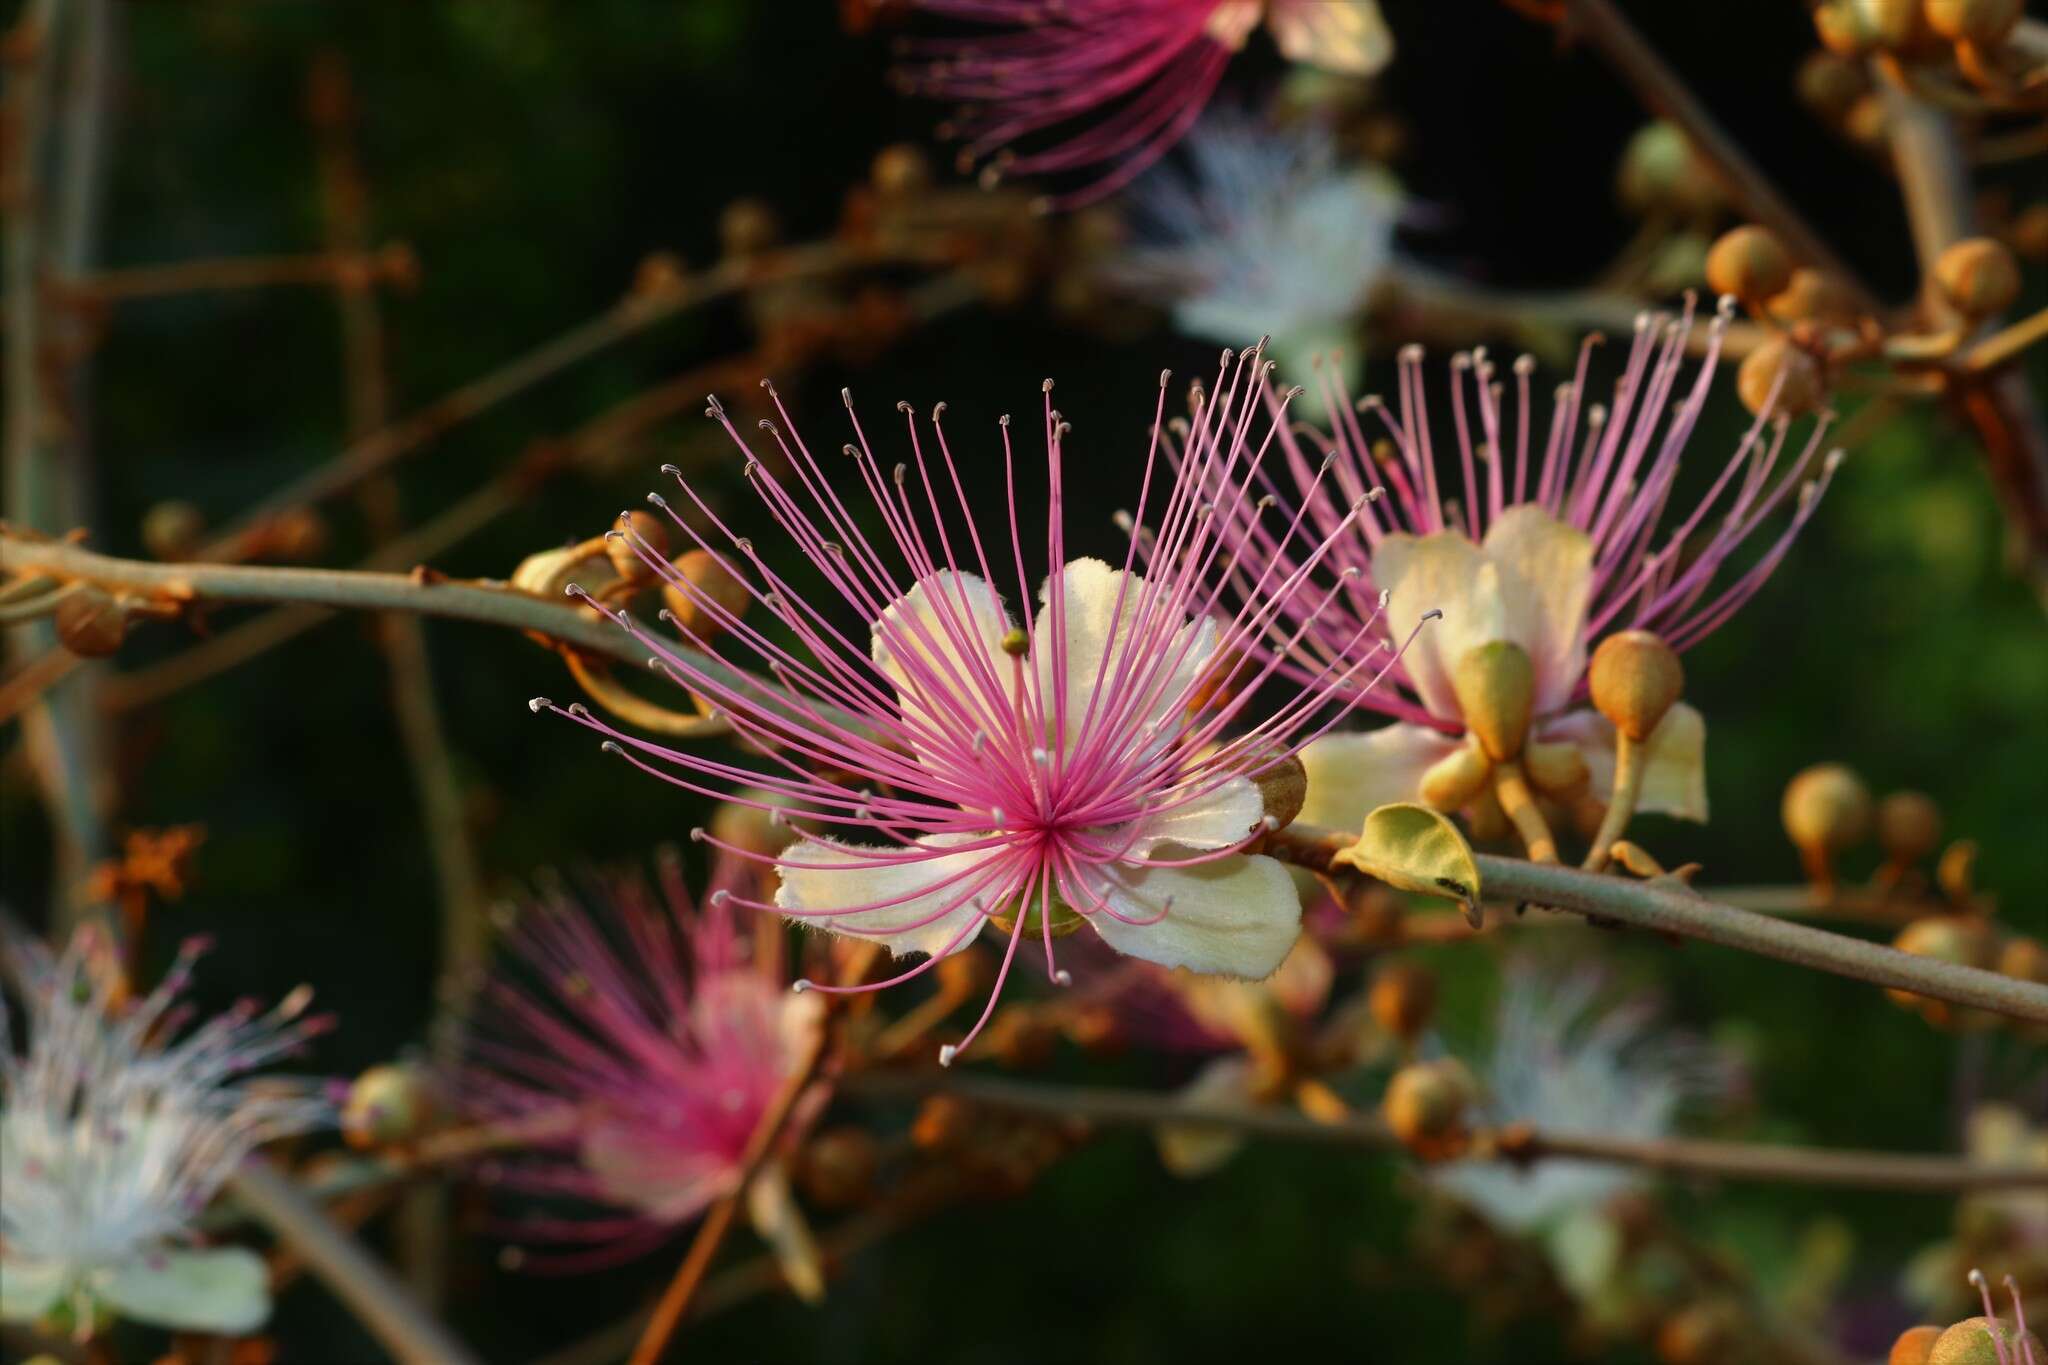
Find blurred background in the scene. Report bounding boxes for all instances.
[2,1,2045,1361]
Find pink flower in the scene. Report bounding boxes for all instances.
[454,852,826,1278]
[536,346,1411,1061]
[900,0,1392,207]
[1199,299,1841,832]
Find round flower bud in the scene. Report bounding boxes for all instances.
[1999,935,2048,988]
[719,198,781,261]
[1450,641,1534,763]
[1928,1316,2045,1365]
[511,542,617,606]
[1367,961,1438,1045]
[1769,267,1859,324]
[1589,629,1684,743]
[340,1063,432,1150]
[1782,763,1872,854]
[1876,790,1943,866]
[871,143,933,197]
[661,548,752,642]
[632,251,687,299]
[1522,740,1590,795]
[1796,51,1868,121]
[1254,752,1307,833]
[1737,338,1825,418]
[1617,122,1722,218]
[1923,0,2024,44]
[605,510,670,585]
[1419,744,1492,812]
[1933,238,2022,319]
[1706,226,1795,303]
[797,1126,879,1210]
[1382,1058,1475,1157]
[1889,915,2001,1028]
[141,499,205,561]
[1815,0,1929,53]
[53,586,128,659]
[1890,1325,1941,1365]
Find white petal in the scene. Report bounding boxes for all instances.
[1034,558,1218,754]
[1088,854,1301,979]
[1124,775,1265,855]
[775,834,995,959]
[0,1254,66,1323]
[1297,725,1465,831]
[98,1247,270,1335]
[1480,506,1595,715]
[1266,0,1395,75]
[871,571,1015,765]
[1154,1056,1257,1178]
[1372,530,1504,722]
[745,1160,826,1305]
[1544,702,1708,821]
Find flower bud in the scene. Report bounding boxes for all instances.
[511,542,612,601]
[1889,915,2000,1028]
[1889,1326,1941,1365]
[796,1126,879,1210]
[340,1063,432,1149]
[871,143,933,197]
[1815,0,1929,53]
[1928,1316,2045,1365]
[719,197,781,261]
[1706,226,1794,303]
[1367,961,1438,1045]
[632,251,688,299]
[1589,629,1684,743]
[1933,238,2022,319]
[1768,267,1859,324]
[1522,740,1589,795]
[1923,0,2024,44]
[1616,121,1722,218]
[1254,752,1306,832]
[1796,51,1868,121]
[1999,935,2048,989]
[1382,1058,1475,1158]
[1782,763,1872,855]
[1737,337,1825,418]
[605,510,670,585]
[54,586,129,658]
[141,499,205,560]
[1450,641,1534,763]
[661,548,752,641]
[1419,744,1492,811]
[1877,790,1943,866]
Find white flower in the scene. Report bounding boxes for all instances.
[1115,113,1403,382]
[0,928,330,1336]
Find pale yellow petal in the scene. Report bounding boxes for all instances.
[1545,702,1708,822]
[1298,725,1465,831]
[870,571,1015,766]
[1265,0,1395,74]
[775,834,994,959]
[1480,505,1594,715]
[98,1248,269,1335]
[1372,530,1503,721]
[1087,854,1301,978]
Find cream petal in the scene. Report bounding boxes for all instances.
[1154,1056,1257,1178]
[870,571,1015,765]
[98,1247,270,1335]
[775,834,996,959]
[1545,702,1708,822]
[1124,775,1265,855]
[1372,530,1504,721]
[745,1160,826,1305]
[1265,0,1395,74]
[1480,506,1595,715]
[0,1254,66,1323]
[1087,853,1301,979]
[584,1124,735,1222]
[1203,0,1265,49]
[1297,725,1465,831]
[1034,558,1217,753]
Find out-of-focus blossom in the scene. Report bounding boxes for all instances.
[0,926,331,1336]
[454,853,826,1287]
[901,0,1393,206]
[1115,113,1402,382]
[1210,300,1842,833]
[1430,959,1727,1236]
[1904,1105,2048,1317]
[538,349,1415,1061]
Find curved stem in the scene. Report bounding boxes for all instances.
[1275,822,2048,1025]
[1490,759,1558,862]
[1581,730,1643,871]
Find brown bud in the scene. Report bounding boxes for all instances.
[1450,641,1534,763]
[632,251,688,299]
[1368,962,1438,1045]
[1522,740,1590,795]
[511,542,615,603]
[605,510,670,584]
[2011,203,2048,262]
[1889,1325,1941,1365]
[1933,238,2022,318]
[661,548,751,641]
[1999,935,2048,988]
[341,1063,432,1149]
[1876,790,1943,866]
[719,197,781,260]
[1737,338,1825,418]
[141,500,205,560]
[871,143,933,197]
[1419,744,1492,811]
[1254,752,1306,833]
[1796,51,1869,121]
[1814,0,1930,53]
[1923,0,2024,44]
[1927,1316,2045,1365]
[796,1126,879,1210]
[1588,630,1684,743]
[1382,1058,1476,1158]
[54,585,130,658]
[1782,763,1872,854]
[1889,915,2000,1028]
[262,506,329,562]
[1768,268,1858,325]
[1843,93,1893,150]
[1706,226,1794,303]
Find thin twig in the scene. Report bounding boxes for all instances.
[1275,822,2048,1024]
[228,1158,483,1365]
[847,1071,2048,1193]
[47,248,405,302]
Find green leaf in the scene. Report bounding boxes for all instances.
[1329,803,1483,926]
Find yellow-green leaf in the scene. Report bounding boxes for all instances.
[1330,802,1483,926]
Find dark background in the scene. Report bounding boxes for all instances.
[2,2,2044,1361]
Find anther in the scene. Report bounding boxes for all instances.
[528,697,552,713]
[689,826,706,841]
[709,889,730,906]
[601,741,624,756]
[568,703,590,717]
[932,401,947,421]
[1053,969,1073,987]
[661,463,683,476]
[793,979,814,993]
[1041,378,1054,393]
[647,492,671,511]
[840,387,853,407]
[760,378,778,396]
[937,1044,958,1066]
[897,400,913,414]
